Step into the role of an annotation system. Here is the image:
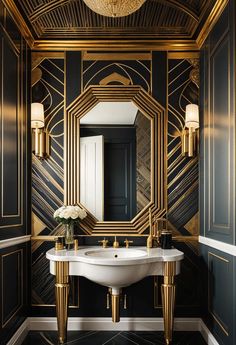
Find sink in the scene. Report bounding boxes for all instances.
[47,246,184,292]
[84,248,147,259]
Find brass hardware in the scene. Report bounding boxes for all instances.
[74,239,78,251]
[55,242,64,251]
[124,239,133,248]
[161,262,176,345]
[111,294,120,322]
[55,236,65,251]
[181,128,198,157]
[147,208,166,248]
[113,236,119,248]
[55,261,70,344]
[98,238,109,248]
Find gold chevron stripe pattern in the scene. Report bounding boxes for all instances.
[167,59,199,241]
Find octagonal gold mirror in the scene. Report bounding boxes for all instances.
[65,85,166,235]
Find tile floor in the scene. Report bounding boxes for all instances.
[22,331,207,344]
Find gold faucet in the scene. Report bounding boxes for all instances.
[113,236,119,248]
[124,239,133,248]
[147,208,166,248]
[98,238,109,248]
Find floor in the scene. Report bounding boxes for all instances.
[22,331,207,344]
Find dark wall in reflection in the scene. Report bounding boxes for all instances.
[81,126,136,221]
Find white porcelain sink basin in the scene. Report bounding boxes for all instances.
[84,248,147,259]
[47,246,184,293]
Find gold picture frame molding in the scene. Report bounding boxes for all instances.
[65,85,167,235]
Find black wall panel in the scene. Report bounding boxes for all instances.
[200,1,235,244]
[0,242,28,344]
[201,245,235,345]
[0,3,30,343]
[200,1,236,344]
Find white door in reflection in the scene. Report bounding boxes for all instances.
[80,135,104,221]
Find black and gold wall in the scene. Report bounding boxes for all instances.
[0,1,30,343]
[31,51,202,317]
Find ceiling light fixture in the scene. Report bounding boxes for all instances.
[83,0,146,17]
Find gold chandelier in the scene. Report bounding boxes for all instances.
[83,0,146,17]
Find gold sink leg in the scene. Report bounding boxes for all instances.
[111,290,120,322]
[55,261,70,344]
[161,261,176,345]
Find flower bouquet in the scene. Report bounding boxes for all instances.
[54,205,87,248]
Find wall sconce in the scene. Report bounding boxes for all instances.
[31,102,50,159]
[181,104,199,157]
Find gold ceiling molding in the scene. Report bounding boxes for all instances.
[32,40,199,51]
[65,85,167,235]
[196,0,229,48]
[3,0,228,51]
[2,0,34,48]
[82,51,151,61]
[167,52,199,59]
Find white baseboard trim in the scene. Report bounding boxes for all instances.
[8,317,220,345]
[6,319,29,345]
[28,317,200,332]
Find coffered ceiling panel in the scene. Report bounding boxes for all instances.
[15,0,216,40]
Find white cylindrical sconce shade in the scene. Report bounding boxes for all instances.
[185,104,199,130]
[31,103,44,128]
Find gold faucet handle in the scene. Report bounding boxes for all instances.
[113,236,119,248]
[98,238,108,248]
[124,239,133,248]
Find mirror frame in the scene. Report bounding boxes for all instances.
[65,85,166,235]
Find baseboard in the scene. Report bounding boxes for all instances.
[28,317,200,332]
[6,319,29,345]
[8,317,220,345]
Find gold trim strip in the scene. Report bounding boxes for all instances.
[82,52,152,61]
[196,0,229,48]
[33,40,199,52]
[208,251,229,263]
[210,312,229,336]
[168,52,200,60]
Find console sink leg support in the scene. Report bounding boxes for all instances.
[161,261,176,345]
[55,261,70,344]
[111,288,120,323]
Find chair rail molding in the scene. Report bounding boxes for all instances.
[0,235,31,249]
[199,236,236,256]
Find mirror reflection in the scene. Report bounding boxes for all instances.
[80,101,151,221]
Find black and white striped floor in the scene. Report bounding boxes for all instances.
[22,331,207,344]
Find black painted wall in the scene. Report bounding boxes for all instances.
[200,1,236,344]
[0,2,30,343]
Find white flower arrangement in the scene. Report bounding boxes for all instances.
[53,205,87,225]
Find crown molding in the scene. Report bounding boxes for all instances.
[32,39,199,51]
[3,0,229,52]
[196,0,229,48]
